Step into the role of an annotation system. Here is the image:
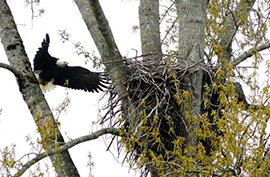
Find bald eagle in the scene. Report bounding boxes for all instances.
[33,34,106,92]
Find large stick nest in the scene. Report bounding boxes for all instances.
[100,56,219,171]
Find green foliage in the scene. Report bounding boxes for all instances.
[205,0,268,62]
[120,61,270,176]
[0,92,71,176]
[116,0,270,174]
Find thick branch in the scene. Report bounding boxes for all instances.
[0,1,79,176]
[233,41,270,66]
[74,0,127,81]
[74,0,139,128]
[14,128,119,177]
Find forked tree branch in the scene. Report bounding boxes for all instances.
[14,127,120,177]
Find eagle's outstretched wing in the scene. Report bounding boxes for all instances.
[34,34,107,93]
[39,65,107,92]
[34,34,58,71]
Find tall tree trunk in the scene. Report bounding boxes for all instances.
[139,0,162,62]
[176,0,206,157]
[0,1,79,176]
[139,1,162,176]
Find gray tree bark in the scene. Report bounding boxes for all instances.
[74,0,141,130]
[176,0,206,157]
[139,0,162,62]
[138,1,162,176]
[0,1,79,176]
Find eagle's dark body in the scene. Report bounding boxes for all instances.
[34,34,106,92]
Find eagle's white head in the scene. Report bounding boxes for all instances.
[56,60,69,67]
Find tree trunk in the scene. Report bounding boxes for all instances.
[0,1,79,176]
[176,0,206,157]
[139,1,162,176]
[139,0,162,62]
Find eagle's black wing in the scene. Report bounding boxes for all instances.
[40,65,106,92]
[34,34,107,92]
[34,34,58,71]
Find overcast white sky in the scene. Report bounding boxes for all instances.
[0,0,143,176]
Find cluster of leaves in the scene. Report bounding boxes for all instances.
[0,91,71,176]
[205,0,268,62]
[0,143,50,177]
[1,144,19,175]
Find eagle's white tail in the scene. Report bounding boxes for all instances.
[34,73,56,93]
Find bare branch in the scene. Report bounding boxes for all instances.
[161,17,178,46]
[0,62,21,77]
[14,127,120,177]
[233,41,270,66]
